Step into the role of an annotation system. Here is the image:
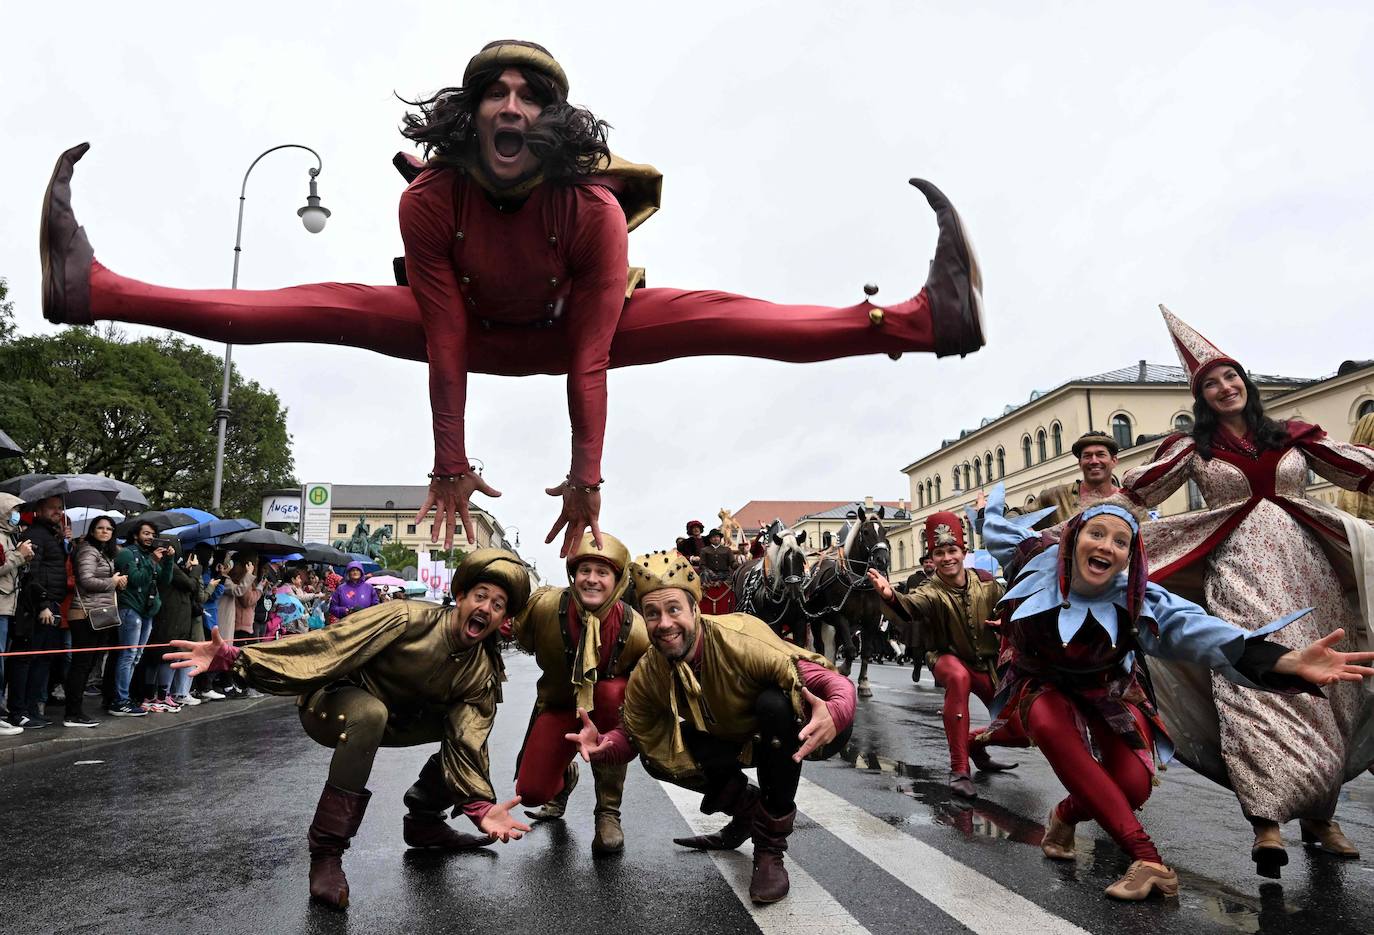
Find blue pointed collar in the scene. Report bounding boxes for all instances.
[1002,544,1130,646]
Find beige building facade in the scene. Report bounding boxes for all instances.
[885,360,1374,581]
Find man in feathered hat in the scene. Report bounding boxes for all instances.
[1034,430,1123,526]
[868,512,1017,797]
[564,550,856,904]
[168,549,533,910]
[43,38,987,565]
[509,531,648,854]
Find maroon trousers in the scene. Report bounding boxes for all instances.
[515,677,627,806]
[932,654,996,775]
[87,262,936,376]
[1025,687,1161,863]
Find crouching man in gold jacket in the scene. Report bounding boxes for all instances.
[169,549,532,911]
[565,550,857,905]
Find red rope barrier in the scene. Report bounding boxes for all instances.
[0,633,272,658]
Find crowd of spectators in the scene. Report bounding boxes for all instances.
[0,496,391,735]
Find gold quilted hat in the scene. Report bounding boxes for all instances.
[451,548,531,616]
[628,550,701,604]
[566,531,630,576]
[464,40,569,97]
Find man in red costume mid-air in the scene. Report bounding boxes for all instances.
[40,39,986,557]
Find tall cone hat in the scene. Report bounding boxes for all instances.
[1159,305,1242,395]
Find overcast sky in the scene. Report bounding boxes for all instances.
[3,3,1371,579]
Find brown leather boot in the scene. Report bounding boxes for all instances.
[1250,819,1287,879]
[970,738,1018,773]
[401,752,492,851]
[949,772,977,799]
[1040,806,1077,860]
[1104,861,1179,901]
[1300,819,1360,858]
[307,784,371,910]
[749,807,796,904]
[525,761,579,821]
[40,144,96,326]
[591,762,627,855]
[673,780,761,851]
[911,179,984,358]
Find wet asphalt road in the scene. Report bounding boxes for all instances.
[2,652,1373,935]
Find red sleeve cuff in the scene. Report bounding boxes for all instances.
[798,659,856,733]
[462,799,495,828]
[592,727,637,765]
[208,638,241,674]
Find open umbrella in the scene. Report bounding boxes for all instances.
[164,506,221,524]
[1,473,148,511]
[115,510,197,538]
[301,542,350,565]
[66,507,125,538]
[220,527,309,556]
[166,518,258,548]
[366,574,407,587]
[0,428,24,460]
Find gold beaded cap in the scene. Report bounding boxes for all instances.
[628,550,701,603]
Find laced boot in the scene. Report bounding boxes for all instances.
[591,762,628,855]
[911,179,984,358]
[749,807,797,904]
[1250,819,1288,879]
[1300,819,1360,858]
[673,776,761,851]
[41,143,95,325]
[525,761,579,821]
[970,737,1017,773]
[401,755,491,851]
[307,784,371,910]
[1104,861,1179,901]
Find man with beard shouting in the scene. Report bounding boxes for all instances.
[168,549,532,910]
[564,550,856,904]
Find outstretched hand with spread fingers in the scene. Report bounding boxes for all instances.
[1276,628,1374,685]
[866,568,895,602]
[563,707,615,763]
[545,481,603,558]
[480,797,532,842]
[167,625,226,676]
[794,687,837,763]
[415,473,503,551]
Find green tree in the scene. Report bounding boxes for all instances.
[0,278,15,343]
[375,541,418,574]
[0,320,295,518]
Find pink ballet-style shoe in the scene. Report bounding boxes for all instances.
[910,178,984,358]
[40,143,96,326]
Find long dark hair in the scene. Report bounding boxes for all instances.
[1191,364,1290,459]
[79,516,120,563]
[400,65,610,181]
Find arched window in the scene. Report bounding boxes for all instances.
[1112,414,1133,450]
[1051,422,1063,456]
[898,540,906,569]
[952,466,962,492]
[964,463,972,489]
[1021,435,1032,469]
[1174,413,1194,433]
[1186,479,1206,511]
[1036,429,1047,463]
[935,476,942,500]
[926,479,933,503]
[916,485,924,508]
[996,447,1006,478]
[973,459,982,486]
[1359,399,1374,419]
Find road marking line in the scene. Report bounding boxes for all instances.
[657,779,871,934]
[794,778,1090,935]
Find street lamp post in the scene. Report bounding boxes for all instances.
[210,144,330,512]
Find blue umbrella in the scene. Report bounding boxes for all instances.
[165,507,220,524]
[341,553,381,574]
[168,517,258,547]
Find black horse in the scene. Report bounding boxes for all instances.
[804,506,890,697]
[732,523,813,647]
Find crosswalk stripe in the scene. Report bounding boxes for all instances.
[794,778,1091,935]
[658,779,872,934]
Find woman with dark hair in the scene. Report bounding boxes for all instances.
[67,514,126,726]
[215,552,259,698]
[40,39,985,559]
[1120,307,1374,877]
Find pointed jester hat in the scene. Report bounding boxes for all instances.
[1159,305,1242,396]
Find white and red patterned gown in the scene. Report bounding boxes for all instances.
[1122,421,1374,822]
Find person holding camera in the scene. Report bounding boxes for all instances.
[8,496,68,729]
[67,514,126,726]
[0,493,35,733]
[110,520,173,716]
[146,550,215,711]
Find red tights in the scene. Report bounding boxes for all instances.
[932,654,996,775]
[515,677,627,806]
[87,263,936,376]
[1025,688,1160,863]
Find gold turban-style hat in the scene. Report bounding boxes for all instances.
[464,40,569,97]
[628,550,701,604]
[566,531,630,577]
[451,548,532,616]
